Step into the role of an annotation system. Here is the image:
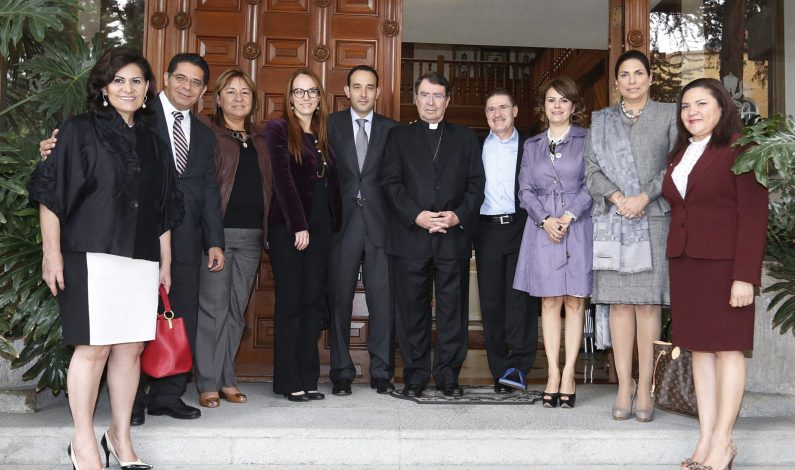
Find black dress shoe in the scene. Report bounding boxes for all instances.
[442,384,464,397]
[130,405,146,426]
[371,378,396,394]
[306,391,325,400]
[284,393,309,402]
[401,384,424,398]
[493,380,514,394]
[147,399,201,420]
[331,378,352,396]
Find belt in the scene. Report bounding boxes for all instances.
[480,214,515,225]
[353,197,366,207]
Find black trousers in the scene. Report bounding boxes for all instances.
[136,261,201,409]
[268,222,331,395]
[474,220,539,379]
[391,254,469,388]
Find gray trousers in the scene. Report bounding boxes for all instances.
[194,228,263,393]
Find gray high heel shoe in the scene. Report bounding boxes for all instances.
[635,389,655,422]
[611,380,637,420]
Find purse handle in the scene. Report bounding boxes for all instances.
[159,285,175,325]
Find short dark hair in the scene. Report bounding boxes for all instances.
[347,65,379,88]
[87,47,156,118]
[614,49,650,79]
[484,88,516,107]
[167,53,210,86]
[415,71,451,97]
[668,77,742,162]
[535,77,587,127]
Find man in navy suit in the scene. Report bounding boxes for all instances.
[381,72,485,398]
[327,66,399,396]
[41,53,225,424]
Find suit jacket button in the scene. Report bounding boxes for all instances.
[130,201,139,209]
[681,222,685,228]
[435,185,439,190]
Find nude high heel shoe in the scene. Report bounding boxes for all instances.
[611,379,636,420]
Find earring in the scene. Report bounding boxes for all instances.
[102,95,109,107]
[142,96,147,109]
[291,105,295,110]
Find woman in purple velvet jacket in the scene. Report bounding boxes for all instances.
[266,68,342,402]
[513,77,593,409]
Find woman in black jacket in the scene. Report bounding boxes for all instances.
[28,47,182,470]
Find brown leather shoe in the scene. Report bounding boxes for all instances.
[220,390,248,403]
[199,393,221,408]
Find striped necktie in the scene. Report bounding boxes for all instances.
[172,111,189,175]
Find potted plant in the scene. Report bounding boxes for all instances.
[732,114,795,337]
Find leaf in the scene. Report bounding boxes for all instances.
[0,0,77,57]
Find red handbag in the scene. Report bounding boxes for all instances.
[140,285,193,378]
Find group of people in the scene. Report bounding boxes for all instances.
[28,46,767,470]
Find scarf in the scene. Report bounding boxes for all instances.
[590,107,652,273]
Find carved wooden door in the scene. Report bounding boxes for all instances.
[143,0,403,382]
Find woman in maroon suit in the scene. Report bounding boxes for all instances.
[663,78,767,470]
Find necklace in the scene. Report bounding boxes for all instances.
[620,99,644,120]
[430,122,445,161]
[227,127,249,148]
[547,125,570,162]
[313,137,328,178]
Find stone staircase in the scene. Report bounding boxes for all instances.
[1,383,793,468]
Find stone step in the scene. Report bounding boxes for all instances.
[1,384,792,468]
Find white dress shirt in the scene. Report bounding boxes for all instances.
[671,135,711,198]
[158,91,193,168]
[480,128,518,215]
[350,108,374,142]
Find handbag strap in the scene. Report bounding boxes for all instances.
[159,285,173,317]
[651,349,667,395]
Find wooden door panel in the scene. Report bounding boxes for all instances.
[145,0,403,383]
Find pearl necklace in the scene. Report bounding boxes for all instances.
[620,99,644,120]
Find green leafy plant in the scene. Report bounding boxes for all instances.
[733,114,795,337]
[1,0,112,393]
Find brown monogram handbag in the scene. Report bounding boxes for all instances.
[651,340,698,417]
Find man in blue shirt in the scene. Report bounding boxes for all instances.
[475,89,539,393]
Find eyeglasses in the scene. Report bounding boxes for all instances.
[486,104,513,115]
[417,92,447,102]
[170,73,204,89]
[291,88,320,98]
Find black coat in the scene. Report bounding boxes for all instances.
[328,109,398,247]
[151,97,224,264]
[28,110,182,262]
[381,120,485,259]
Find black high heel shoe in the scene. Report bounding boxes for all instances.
[542,391,560,408]
[559,392,576,408]
[67,442,79,470]
[101,430,152,469]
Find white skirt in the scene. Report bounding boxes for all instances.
[59,252,159,345]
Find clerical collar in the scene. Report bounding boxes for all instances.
[420,119,444,130]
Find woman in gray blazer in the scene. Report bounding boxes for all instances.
[584,50,676,423]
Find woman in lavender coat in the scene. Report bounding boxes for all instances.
[513,77,592,408]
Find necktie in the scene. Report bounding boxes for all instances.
[355,118,368,171]
[172,111,189,175]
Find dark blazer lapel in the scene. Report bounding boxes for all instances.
[409,122,434,174]
[344,116,361,176]
[685,144,722,197]
[184,113,202,174]
[361,114,384,174]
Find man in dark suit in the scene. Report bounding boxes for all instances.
[327,66,399,396]
[40,53,225,424]
[134,53,225,423]
[475,89,539,394]
[381,72,485,397]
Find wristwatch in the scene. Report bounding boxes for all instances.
[538,215,549,228]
